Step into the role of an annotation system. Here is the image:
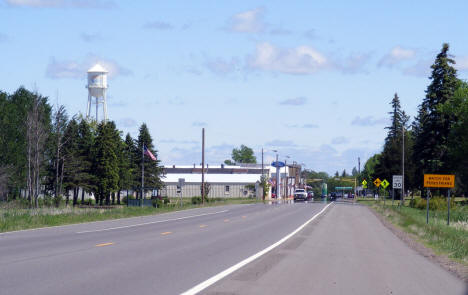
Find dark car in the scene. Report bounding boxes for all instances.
[329,192,337,201]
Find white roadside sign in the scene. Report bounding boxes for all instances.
[393,175,403,189]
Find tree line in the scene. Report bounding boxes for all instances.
[362,43,468,196]
[0,87,164,206]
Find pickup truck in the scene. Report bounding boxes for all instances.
[294,189,308,201]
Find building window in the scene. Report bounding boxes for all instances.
[225,185,230,193]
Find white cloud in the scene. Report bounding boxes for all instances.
[279,97,307,106]
[229,7,265,33]
[331,136,349,145]
[5,0,115,8]
[204,57,240,75]
[351,116,388,127]
[455,56,468,71]
[378,46,416,67]
[117,118,137,128]
[46,54,131,79]
[143,21,173,30]
[403,59,432,77]
[80,32,101,42]
[249,42,328,74]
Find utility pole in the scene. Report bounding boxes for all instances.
[261,148,264,178]
[141,143,144,207]
[201,128,205,205]
[358,157,361,197]
[401,123,405,207]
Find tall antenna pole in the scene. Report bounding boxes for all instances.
[141,143,144,207]
[401,123,405,206]
[201,128,205,204]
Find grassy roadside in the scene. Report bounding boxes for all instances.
[358,198,468,266]
[0,198,258,233]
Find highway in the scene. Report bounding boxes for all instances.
[0,202,466,295]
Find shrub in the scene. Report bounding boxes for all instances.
[409,197,456,210]
[191,196,202,204]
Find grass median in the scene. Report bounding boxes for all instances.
[0,198,259,233]
[358,198,468,266]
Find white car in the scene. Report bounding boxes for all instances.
[294,189,308,201]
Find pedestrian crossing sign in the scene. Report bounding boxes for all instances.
[362,179,367,188]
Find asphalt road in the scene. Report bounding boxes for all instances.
[0,201,329,295]
[1,202,465,295]
[202,203,467,295]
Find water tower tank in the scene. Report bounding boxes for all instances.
[87,64,108,97]
[86,64,109,121]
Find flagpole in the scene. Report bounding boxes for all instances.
[141,144,144,207]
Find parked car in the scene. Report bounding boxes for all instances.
[294,189,308,201]
[329,192,337,201]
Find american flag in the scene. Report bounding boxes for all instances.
[144,145,156,161]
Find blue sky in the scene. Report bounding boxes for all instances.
[1,0,468,174]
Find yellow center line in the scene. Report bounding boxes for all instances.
[96,242,114,247]
[199,224,207,228]
[224,219,230,222]
[242,216,247,219]
[161,231,172,235]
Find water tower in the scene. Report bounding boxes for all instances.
[86,64,108,121]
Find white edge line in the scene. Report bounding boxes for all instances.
[180,202,334,295]
[76,210,229,234]
[0,204,238,236]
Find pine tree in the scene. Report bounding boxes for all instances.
[93,121,119,205]
[76,119,95,203]
[413,43,458,185]
[375,93,410,191]
[136,123,164,197]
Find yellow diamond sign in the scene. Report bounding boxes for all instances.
[362,179,367,188]
[381,179,389,189]
[373,178,381,187]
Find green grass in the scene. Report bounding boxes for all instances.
[0,197,259,233]
[359,199,468,265]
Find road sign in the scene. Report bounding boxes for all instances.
[271,161,285,167]
[381,179,389,189]
[362,179,367,188]
[373,178,381,187]
[393,175,403,189]
[424,174,455,188]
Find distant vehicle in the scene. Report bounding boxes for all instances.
[329,192,337,201]
[294,189,308,201]
[307,191,314,200]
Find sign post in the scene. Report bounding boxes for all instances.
[392,175,403,207]
[178,178,185,207]
[381,179,389,206]
[423,174,455,225]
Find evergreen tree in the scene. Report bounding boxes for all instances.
[351,167,358,176]
[76,119,95,203]
[374,93,410,194]
[136,123,164,197]
[93,121,119,205]
[62,119,80,206]
[413,43,458,185]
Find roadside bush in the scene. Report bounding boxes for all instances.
[409,197,456,210]
[191,196,210,204]
[122,195,135,205]
[152,199,162,208]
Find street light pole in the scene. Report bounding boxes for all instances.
[401,123,405,207]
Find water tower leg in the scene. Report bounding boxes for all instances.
[96,97,99,122]
[103,91,108,121]
[86,95,91,118]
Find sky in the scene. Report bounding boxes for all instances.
[1,0,468,175]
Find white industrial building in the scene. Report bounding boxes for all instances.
[161,163,300,199]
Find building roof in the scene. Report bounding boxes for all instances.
[87,64,108,73]
[163,173,262,184]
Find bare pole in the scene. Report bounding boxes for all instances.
[401,123,405,207]
[141,143,144,207]
[201,128,205,204]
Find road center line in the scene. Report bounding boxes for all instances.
[76,210,228,234]
[181,202,334,295]
[95,242,114,247]
[161,232,172,235]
